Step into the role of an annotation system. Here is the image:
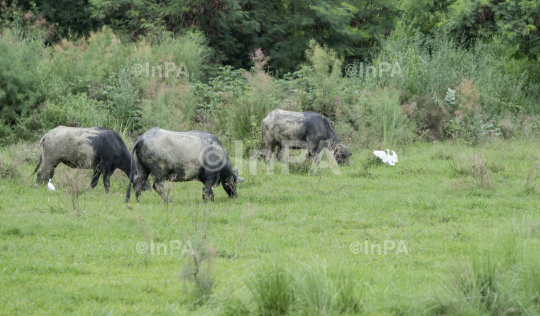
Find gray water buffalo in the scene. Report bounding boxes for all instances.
[126,127,244,203]
[32,126,150,191]
[251,109,352,165]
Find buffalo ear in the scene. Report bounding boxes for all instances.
[234,166,239,174]
[236,176,244,183]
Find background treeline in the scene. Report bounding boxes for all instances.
[1,0,540,150]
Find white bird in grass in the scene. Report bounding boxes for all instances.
[47,179,55,191]
[373,149,398,165]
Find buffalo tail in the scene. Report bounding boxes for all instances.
[250,138,264,160]
[125,138,141,203]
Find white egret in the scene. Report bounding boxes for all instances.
[47,179,55,191]
[389,150,398,164]
[373,149,398,165]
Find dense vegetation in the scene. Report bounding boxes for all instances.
[1,0,540,148]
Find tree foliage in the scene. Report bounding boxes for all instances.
[88,0,398,71]
[8,0,97,39]
[403,0,540,58]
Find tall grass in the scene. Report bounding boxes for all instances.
[372,23,540,115]
[0,25,211,144]
[217,259,361,316]
[421,225,540,315]
[365,89,414,148]
[247,261,295,315]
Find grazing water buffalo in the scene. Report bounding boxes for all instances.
[32,126,149,191]
[126,127,244,203]
[251,109,352,165]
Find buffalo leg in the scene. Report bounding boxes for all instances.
[49,165,57,180]
[152,177,170,203]
[103,171,112,193]
[276,145,284,162]
[90,170,101,188]
[264,141,276,165]
[306,138,321,164]
[133,166,149,203]
[305,143,317,163]
[35,160,55,188]
[202,174,215,202]
[313,144,324,165]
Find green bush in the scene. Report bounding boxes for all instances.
[0,29,43,130]
[373,26,540,115]
[0,24,211,145]
[354,88,415,147]
[228,61,275,151]
[190,65,249,122]
[39,93,108,130]
[103,66,142,130]
[300,40,343,116]
[139,80,193,132]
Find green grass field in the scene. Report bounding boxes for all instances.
[1,139,540,315]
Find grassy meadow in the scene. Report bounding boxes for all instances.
[4,1,540,315]
[1,139,540,315]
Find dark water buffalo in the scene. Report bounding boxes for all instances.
[126,127,244,203]
[251,109,352,165]
[32,126,149,191]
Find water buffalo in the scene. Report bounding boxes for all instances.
[126,127,244,203]
[251,109,352,165]
[32,126,150,191]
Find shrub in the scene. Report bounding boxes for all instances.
[181,235,216,306]
[103,66,143,130]
[374,27,540,116]
[499,117,514,139]
[139,81,192,132]
[406,94,450,140]
[0,28,43,135]
[443,116,502,145]
[456,78,481,117]
[39,93,108,130]
[190,66,249,129]
[181,206,216,307]
[208,50,275,153]
[0,25,211,145]
[300,40,343,117]
[357,88,415,148]
[57,167,92,213]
